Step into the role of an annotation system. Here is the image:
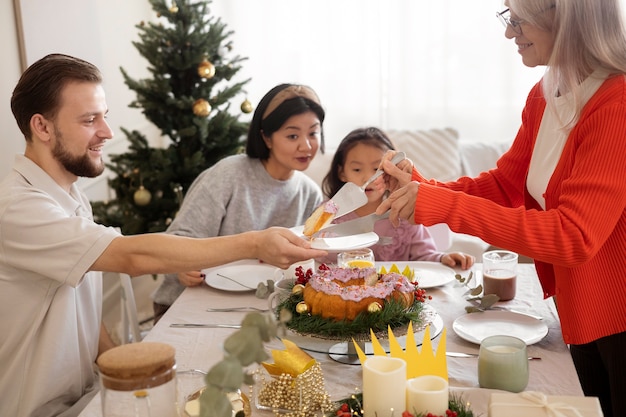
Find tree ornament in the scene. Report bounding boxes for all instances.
[295,302,309,314]
[240,98,253,114]
[291,284,305,296]
[197,59,216,79]
[133,185,152,206]
[367,302,382,313]
[169,4,179,14]
[192,98,211,117]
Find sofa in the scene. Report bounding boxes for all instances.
[303,127,511,259]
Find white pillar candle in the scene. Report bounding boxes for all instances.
[406,375,449,416]
[363,356,407,417]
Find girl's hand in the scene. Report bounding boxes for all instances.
[178,270,205,287]
[441,252,475,270]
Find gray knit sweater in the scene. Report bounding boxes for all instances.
[152,154,323,306]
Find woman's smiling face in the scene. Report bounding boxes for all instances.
[504,3,555,67]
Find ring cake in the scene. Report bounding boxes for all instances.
[301,265,415,321]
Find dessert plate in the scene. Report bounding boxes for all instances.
[203,260,279,292]
[290,225,379,252]
[452,310,548,345]
[377,261,456,288]
[310,231,379,252]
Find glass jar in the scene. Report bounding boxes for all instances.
[97,342,177,417]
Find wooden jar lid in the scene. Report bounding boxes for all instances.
[97,342,176,390]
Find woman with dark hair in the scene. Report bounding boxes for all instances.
[152,84,325,321]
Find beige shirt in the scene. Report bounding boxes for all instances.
[0,154,120,417]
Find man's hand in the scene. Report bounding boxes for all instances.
[254,227,328,269]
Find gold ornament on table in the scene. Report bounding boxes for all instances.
[169,4,179,14]
[240,98,253,114]
[197,59,216,79]
[257,339,333,417]
[192,98,211,117]
[367,302,382,313]
[133,185,152,206]
[295,301,309,314]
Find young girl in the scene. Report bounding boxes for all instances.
[320,127,474,269]
[152,83,326,322]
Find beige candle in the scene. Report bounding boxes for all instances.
[406,375,449,416]
[363,356,406,417]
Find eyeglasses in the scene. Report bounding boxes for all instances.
[496,5,556,35]
[496,8,524,35]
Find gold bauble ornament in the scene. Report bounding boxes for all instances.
[367,302,382,313]
[169,5,179,13]
[192,98,211,117]
[240,98,253,114]
[133,186,152,206]
[295,301,309,314]
[197,59,216,79]
[291,284,305,295]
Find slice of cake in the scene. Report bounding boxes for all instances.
[302,200,339,237]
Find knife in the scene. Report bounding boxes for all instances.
[446,351,541,360]
[313,211,390,238]
[170,323,242,329]
[328,152,406,219]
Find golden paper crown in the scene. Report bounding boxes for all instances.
[352,324,448,381]
[379,263,415,281]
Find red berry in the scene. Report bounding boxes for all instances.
[340,403,349,412]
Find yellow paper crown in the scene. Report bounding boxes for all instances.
[379,263,415,281]
[352,324,448,381]
[261,338,316,377]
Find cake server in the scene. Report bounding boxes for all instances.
[170,323,242,329]
[328,151,406,219]
[312,211,390,238]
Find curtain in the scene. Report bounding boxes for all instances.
[210,0,546,148]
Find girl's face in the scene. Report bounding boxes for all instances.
[339,143,388,206]
[262,111,321,180]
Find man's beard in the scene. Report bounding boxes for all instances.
[51,126,105,178]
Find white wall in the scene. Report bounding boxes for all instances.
[0,0,160,199]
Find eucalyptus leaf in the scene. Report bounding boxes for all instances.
[223,327,269,366]
[465,306,483,314]
[199,385,232,417]
[241,312,277,341]
[255,282,270,299]
[479,293,500,309]
[242,371,255,385]
[469,284,483,296]
[465,271,474,286]
[205,357,244,391]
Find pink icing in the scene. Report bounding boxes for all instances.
[307,267,414,302]
[323,200,339,214]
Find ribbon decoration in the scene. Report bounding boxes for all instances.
[490,391,585,417]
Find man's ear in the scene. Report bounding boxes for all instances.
[30,114,52,142]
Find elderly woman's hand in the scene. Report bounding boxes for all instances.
[380,150,414,193]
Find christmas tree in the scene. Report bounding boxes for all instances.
[92,0,252,234]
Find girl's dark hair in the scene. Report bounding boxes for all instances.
[322,127,395,198]
[245,83,325,159]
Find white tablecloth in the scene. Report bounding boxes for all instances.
[80,263,583,416]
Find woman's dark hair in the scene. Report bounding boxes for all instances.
[245,83,325,159]
[322,127,395,199]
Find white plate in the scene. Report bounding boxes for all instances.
[452,310,548,345]
[377,261,456,288]
[203,262,279,292]
[310,232,379,252]
[290,225,379,252]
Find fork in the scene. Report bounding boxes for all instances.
[215,273,257,290]
[206,307,269,312]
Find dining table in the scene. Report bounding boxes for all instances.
[79,261,584,417]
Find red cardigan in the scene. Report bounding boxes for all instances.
[411,75,626,345]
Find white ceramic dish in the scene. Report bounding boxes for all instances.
[452,310,548,345]
[377,261,456,288]
[290,225,379,252]
[203,262,278,292]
